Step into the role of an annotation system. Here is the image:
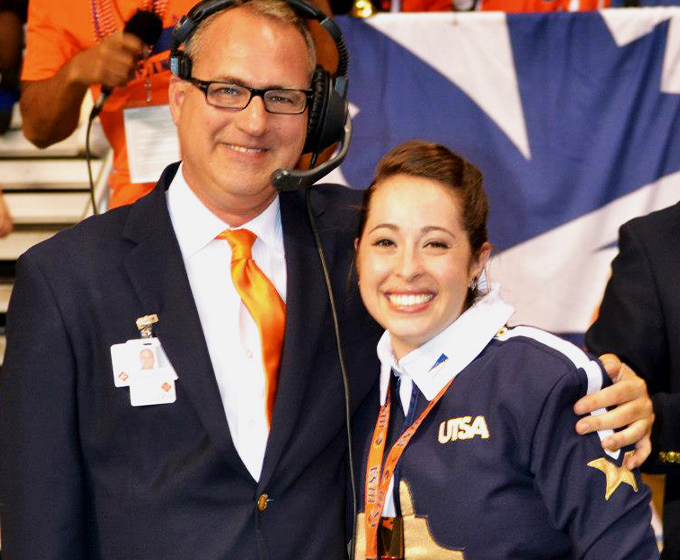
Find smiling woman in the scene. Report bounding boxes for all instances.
[352,140,658,560]
[356,142,491,359]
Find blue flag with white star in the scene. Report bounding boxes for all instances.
[330,9,680,341]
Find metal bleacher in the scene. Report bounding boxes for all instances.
[0,99,112,365]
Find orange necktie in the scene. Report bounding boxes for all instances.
[218,229,286,426]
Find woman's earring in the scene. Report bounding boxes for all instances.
[469,277,477,291]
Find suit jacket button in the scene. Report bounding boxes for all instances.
[257,493,268,511]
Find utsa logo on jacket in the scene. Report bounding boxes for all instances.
[353,298,658,560]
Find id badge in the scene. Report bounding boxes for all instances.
[378,517,404,560]
[128,367,177,407]
[123,104,180,183]
[110,337,178,406]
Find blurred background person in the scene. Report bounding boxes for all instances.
[0,0,25,134]
[19,0,197,208]
[0,0,25,237]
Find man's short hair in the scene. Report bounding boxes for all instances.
[184,0,317,79]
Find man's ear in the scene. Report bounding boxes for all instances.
[168,76,188,125]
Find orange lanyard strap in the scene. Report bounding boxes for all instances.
[364,376,454,560]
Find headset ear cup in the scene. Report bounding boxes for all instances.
[170,50,192,79]
[304,66,329,154]
[176,51,193,80]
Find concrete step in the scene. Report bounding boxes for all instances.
[0,120,108,159]
[0,97,112,367]
[0,158,104,190]
[0,228,63,261]
[0,127,87,157]
[5,191,92,224]
[0,94,108,159]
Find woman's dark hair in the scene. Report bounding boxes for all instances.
[357,140,490,306]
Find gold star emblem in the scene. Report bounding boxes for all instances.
[587,451,638,500]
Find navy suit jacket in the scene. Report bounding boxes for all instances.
[586,200,680,559]
[0,163,382,560]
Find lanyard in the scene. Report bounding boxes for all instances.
[363,375,454,560]
[92,0,168,41]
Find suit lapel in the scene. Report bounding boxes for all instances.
[258,190,336,487]
[121,165,252,480]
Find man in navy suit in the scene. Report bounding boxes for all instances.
[587,201,680,559]
[0,2,380,558]
[0,0,655,558]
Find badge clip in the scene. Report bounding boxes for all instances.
[136,314,159,338]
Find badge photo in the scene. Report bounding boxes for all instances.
[110,337,178,406]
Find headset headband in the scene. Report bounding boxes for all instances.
[170,0,348,78]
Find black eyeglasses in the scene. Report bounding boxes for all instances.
[187,77,312,115]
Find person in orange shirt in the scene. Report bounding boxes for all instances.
[19,0,334,209]
[20,0,199,208]
[0,0,25,236]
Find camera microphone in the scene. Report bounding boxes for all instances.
[91,10,163,118]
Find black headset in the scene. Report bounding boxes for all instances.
[169,0,349,157]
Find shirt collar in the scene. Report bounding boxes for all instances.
[167,163,283,259]
[377,284,515,405]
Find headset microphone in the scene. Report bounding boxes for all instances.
[272,108,352,192]
[91,10,163,118]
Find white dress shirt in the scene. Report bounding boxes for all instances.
[167,165,287,482]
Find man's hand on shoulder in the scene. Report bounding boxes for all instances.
[573,353,653,470]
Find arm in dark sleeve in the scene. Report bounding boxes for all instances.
[586,221,680,472]
[531,363,657,559]
[0,253,88,560]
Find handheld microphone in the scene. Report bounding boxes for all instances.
[271,115,352,192]
[91,9,163,118]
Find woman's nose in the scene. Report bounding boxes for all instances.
[395,246,423,281]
